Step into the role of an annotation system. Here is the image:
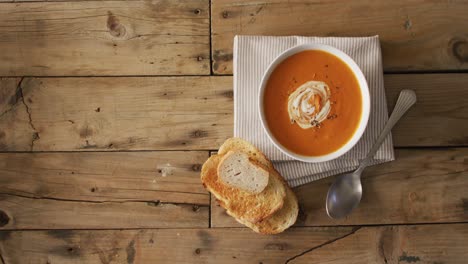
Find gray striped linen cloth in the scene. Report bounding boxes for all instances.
[233,35,394,187]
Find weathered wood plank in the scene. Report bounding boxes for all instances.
[0,77,233,151]
[1,224,467,263]
[0,0,209,76]
[289,224,468,264]
[212,0,468,74]
[1,74,467,151]
[0,195,208,230]
[211,148,468,227]
[0,0,135,2]
[0,151,209,229]
[0,151,208,204]
[385,74,468,146]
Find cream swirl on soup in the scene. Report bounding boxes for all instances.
[287,81,331,129]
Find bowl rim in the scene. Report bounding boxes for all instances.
[258,43,371,163]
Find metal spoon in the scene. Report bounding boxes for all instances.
[326,89,417,219]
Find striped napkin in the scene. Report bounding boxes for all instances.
[233,35,394,187]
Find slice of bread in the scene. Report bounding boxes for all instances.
[215,138,299,234]
[236,178,298,234]
[218,138,272,169]
[218,151,269,194]
[202,154,285,223]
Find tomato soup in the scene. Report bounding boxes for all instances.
[263,50,362,156]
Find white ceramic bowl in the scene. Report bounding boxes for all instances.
[258,43,370,163]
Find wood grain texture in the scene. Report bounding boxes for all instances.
[0,195,208,230]
[2,74,466,151]
[0,0,209,76]
[0,151,208,204]
[0,151,209,230]
[288,224,468,264]
[385,74,468,146]
[212,0,468,74]
[1,224,467,263]
[211,148,468,227]
[0,77,233,151]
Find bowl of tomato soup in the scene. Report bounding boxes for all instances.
[259,44,370,162]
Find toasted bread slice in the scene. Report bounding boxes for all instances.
[240,168,298,234]
[218,151,269,194]
[237,178,298,234]
[217,138,299,234]
[202,154,285,223]
[218,138,272,169]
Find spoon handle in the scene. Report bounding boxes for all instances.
[356,89,417,173]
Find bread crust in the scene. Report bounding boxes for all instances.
[201,137,299,233]
[202,154,285,223]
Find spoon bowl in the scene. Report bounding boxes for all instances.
[326,173,362,219]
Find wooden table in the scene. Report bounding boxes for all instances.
[0,1,467,263]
